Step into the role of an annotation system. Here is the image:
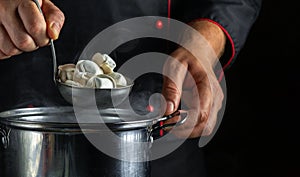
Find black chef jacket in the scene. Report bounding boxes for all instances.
[0,0,261,176]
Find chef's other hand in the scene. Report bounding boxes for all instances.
[0,0,65,59]
[162,20,226,138]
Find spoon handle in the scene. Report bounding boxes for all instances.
[32,0,57,84]
[50,40,57,83]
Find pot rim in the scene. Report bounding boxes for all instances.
[0,106,168,132]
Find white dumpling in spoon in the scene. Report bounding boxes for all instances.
[76,60,104,75]
[92,53,106,66]
[92,53,116,74]
[107,72,127,87]
[58,64,75,82]
[65,80,83,87]
[73,71,94,86]
[86,74,116,89]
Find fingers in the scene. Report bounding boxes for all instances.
[180,75,212,137]
[42,0,65,40]
[0,51,10,59]
[18,0,49,46]
[164,77,212,138]
[161,46,223,138]
[2,7,38,52]
[165,74,223,138]
[162,49,189,115]
[18,0,65,42]
[0,25,22,59]
[200,75,224,136]
[0,0,65,59]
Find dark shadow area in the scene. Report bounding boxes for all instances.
[204,1,300,177]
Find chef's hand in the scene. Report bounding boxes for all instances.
[162,20,226,138]
[0,0,64,59]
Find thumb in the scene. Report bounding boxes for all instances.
[42,0,65,40]
[162,77,181,115]
[162,56,187,115]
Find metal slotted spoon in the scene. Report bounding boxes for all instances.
[33,0,57,84]
[33,0,133,108]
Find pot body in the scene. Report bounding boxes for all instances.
[0,107,154,177]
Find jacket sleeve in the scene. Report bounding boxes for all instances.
[171,0,262,70]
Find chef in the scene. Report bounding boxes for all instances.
[0,0,261,176]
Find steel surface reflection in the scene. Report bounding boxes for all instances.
[0,107,153,177]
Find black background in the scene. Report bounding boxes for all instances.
[204,1,300,177]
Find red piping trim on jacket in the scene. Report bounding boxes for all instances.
[193,18,235,81]
[196,18,236,71]
[168,0,171,18]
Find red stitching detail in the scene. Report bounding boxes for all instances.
[195,18,236,71]
[168,0,171,18]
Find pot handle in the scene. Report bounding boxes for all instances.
[0,125,10,149]
[151,110,188,139]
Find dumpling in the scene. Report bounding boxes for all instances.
[58,53,129,88]
[64,80,83,87]
[73,71,94,86]
[86,74,116,88]
[92,53,116,74]
[57,64,75,82]
[107,72,127,87]
[76,60,104,75]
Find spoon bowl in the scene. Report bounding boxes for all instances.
[56,78,134,108]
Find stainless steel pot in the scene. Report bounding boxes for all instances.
[0,107,186,177]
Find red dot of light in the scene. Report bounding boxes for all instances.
[27,104,34,108]
[146,105,154,112]
[156,20,163,29]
